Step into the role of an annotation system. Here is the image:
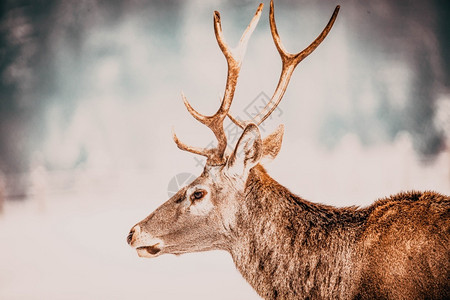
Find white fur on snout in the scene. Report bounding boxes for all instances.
[136,243,163,258]
[130,227,164,250]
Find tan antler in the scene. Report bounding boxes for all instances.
[228,0,340,128]
[173,3,264,165]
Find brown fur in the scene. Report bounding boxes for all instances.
[229,165,449,300]
[128,3,449,298]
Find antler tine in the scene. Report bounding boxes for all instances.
[172,129,212,158]
[181,92,207,123]
[213,3,263,119]
[228,0,340,128]
[173,4,263,165]
[254,1,340,125]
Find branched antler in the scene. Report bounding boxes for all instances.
[173,3,264,165]
[174,1,339,165]
[228,0,340,128]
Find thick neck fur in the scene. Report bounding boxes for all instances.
[229,165,369,299]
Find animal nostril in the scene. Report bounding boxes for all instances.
[127,225,141,245]
[127,229,135,245]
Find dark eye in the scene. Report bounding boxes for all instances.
[191,190,205,201]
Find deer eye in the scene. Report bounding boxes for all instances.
[191,190,206,201]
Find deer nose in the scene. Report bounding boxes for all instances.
[127,225,140,245]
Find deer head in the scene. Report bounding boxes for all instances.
[127,0,339,258]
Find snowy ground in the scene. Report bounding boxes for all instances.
[0,177,259,300]
[1,136,449,299]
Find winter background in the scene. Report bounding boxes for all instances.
[0,0,449,299]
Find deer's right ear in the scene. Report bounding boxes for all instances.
[227,124,262,177]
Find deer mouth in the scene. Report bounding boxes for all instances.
[136,244,162,258]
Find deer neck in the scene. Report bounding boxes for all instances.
[228,164,365,299]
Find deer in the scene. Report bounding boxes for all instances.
[127,1,450,299]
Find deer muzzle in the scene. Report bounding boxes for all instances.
[127,224,164,258]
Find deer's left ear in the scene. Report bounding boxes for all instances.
[261,124,284,163]
[227,123,262,177]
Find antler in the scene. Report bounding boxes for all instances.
[228,0,340,128]
[173,3,264,165]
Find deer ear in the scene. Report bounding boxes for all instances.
[261,124,284,163]
[227,123,262,176]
